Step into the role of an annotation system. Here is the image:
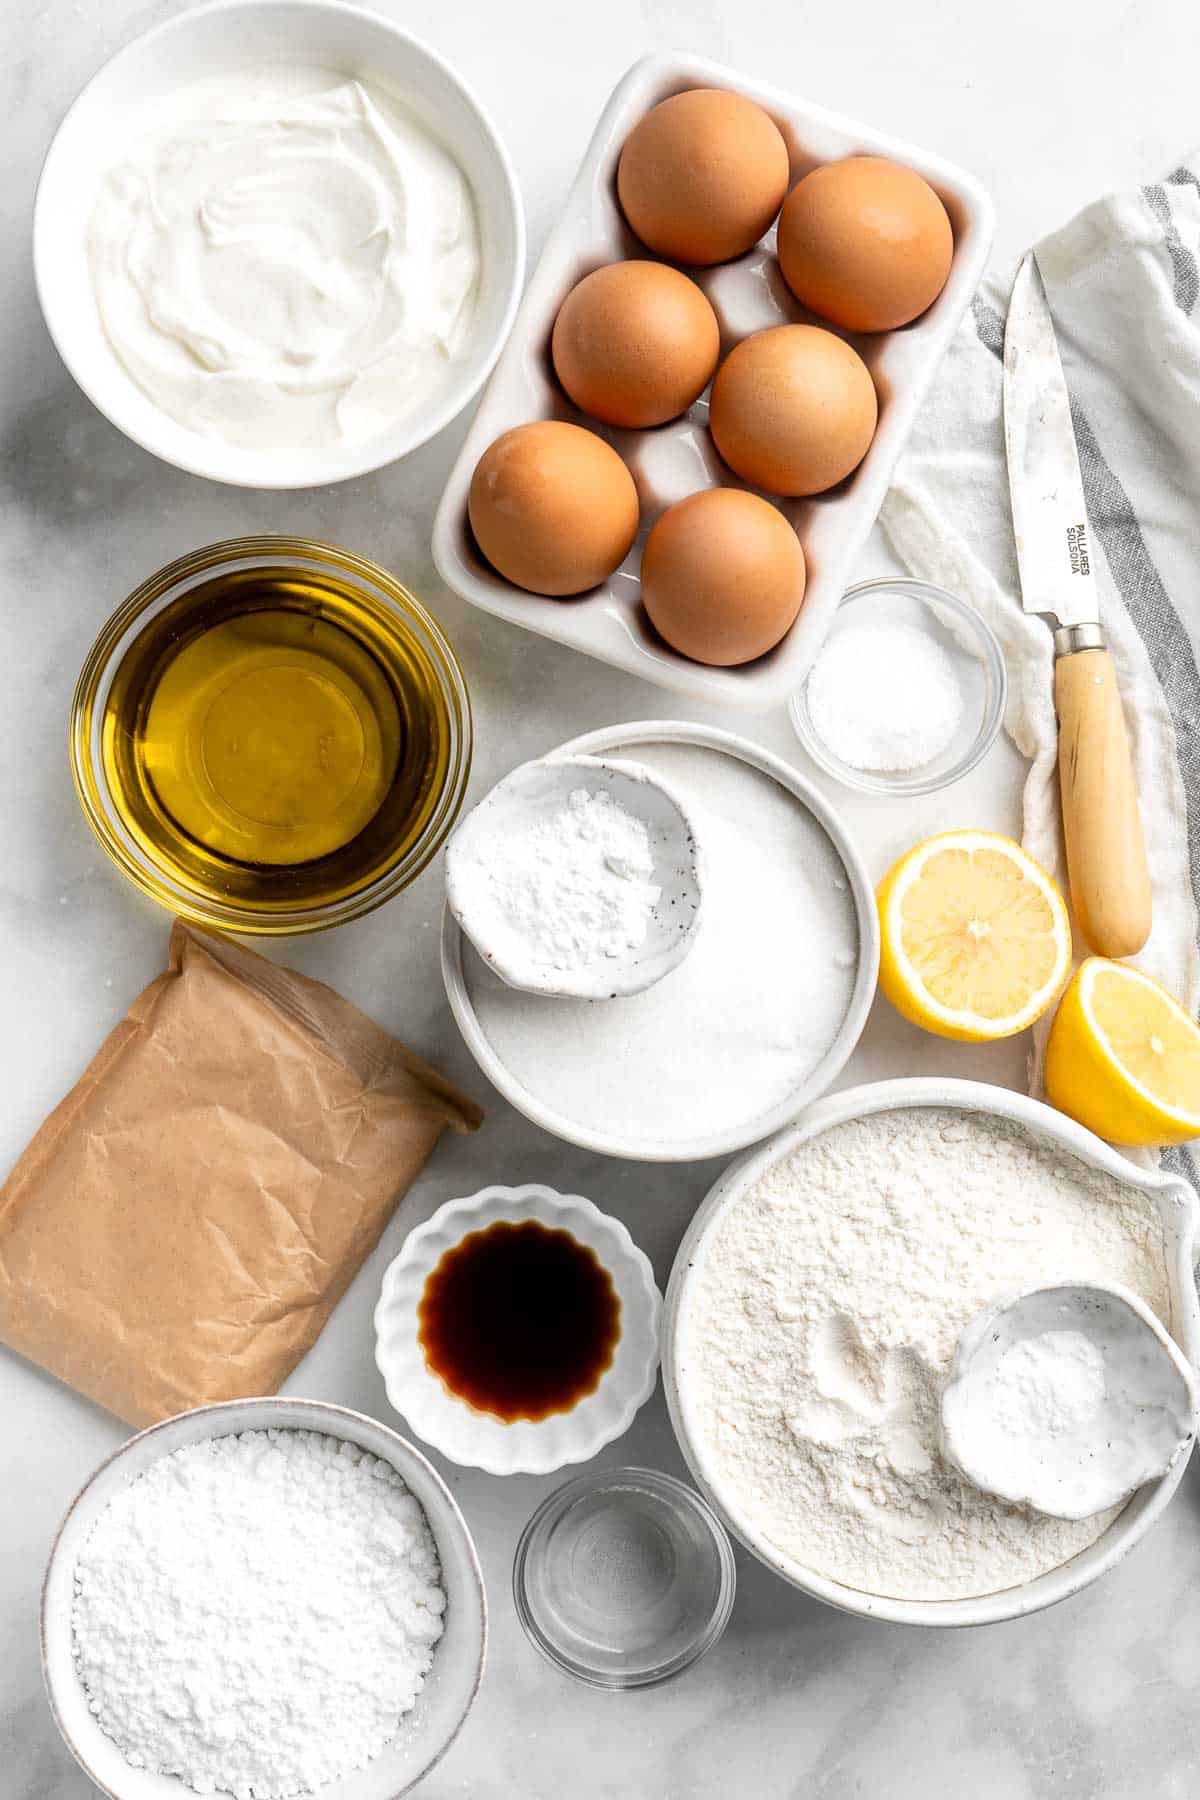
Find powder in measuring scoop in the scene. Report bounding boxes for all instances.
[987,1330,1108,1440]
[72,1430,445,1798]
[805,618,964,772]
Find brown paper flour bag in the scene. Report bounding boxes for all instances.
[0,922,482,1425]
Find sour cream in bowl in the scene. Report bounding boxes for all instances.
[33,1,524,487]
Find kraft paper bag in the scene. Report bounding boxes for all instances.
[0,922,483,1426]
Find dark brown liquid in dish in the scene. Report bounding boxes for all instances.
[417,1220,621,1421]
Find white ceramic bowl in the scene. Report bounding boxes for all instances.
[33,0,524,488]
[445,753,704,999]
[433,52,995,708]
[374,1185,662,1475]
[663,1079,1200,1628]
[441,719,880,1162]
[42,1397,486,1799]
[941,1280,1197,1520]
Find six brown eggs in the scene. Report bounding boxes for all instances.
[467,87,955,668]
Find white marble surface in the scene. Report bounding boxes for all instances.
[5,1,1200,1794]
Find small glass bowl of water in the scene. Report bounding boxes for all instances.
[790,578,1007,797]
[513,1466,736,1688]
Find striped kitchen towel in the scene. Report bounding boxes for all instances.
[880,158,1200,1189]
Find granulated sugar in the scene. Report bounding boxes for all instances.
[687,1108,1168,1601]
[805,618,963,772]
[465,743,859,1150]
[72,1429,445,1799]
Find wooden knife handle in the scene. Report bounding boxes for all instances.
[1055,646,1151,957]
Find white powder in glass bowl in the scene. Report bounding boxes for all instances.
[805,618,964,773]
[686,1108,1169,1602]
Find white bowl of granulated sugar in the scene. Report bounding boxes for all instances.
[42,1397,487,1800]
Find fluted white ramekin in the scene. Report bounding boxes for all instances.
[375,1185,661,1475]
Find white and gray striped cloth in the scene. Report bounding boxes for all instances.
[881,156,1200,1189]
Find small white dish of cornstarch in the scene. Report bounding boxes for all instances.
[445,753,703,1001]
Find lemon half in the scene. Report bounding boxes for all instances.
[877,830,1072,1042]
[1045,958,1200,1145]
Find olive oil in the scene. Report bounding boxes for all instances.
[101,561,459,920]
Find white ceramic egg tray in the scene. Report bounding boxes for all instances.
[433,52,995,710]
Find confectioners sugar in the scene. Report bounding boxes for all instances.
[72,1429,445,1798]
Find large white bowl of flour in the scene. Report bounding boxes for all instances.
[664,1079,1200,1627]
[441,721,879,1161]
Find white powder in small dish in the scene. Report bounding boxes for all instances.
[72,1429,445,1798]
[686,1108,1168,1601]
[451,785,660,974]
[805,618,964,772]
[464,743,859,1151]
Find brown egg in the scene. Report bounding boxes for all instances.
[617,88,790,266]
[468,422,639,597]
[709,324,877,496]
[777,155,954,331]
[641,488,806,666]
[551,261,720,428]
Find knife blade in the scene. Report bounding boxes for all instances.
[1002,252,1151,958]
[1003,254,1100,631]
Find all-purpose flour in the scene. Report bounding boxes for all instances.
[72,1429,445,1798]
[688,1109,1169,1601]
[466,743,859,1148]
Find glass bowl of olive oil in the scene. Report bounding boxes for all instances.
[71,536,472,934]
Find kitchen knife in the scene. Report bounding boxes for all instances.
[1003,253,1151,958]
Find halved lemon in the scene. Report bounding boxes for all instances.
[877,830,1071,1042]
[1045,958,1200,1145]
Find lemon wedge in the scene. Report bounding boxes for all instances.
[877,830,1071,1041]
[1045,958,1200,1145]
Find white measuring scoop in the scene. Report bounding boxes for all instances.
[940,1282,1197,1520]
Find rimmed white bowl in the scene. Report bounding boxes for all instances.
[374,1185,662,1475]
[33,0,525,488]
[441,719,879,1162]
[42,1397,487,1798]
[663,1078,1200,1627]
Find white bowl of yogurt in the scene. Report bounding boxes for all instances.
[663,1079,1200,1627]
[33,0,524,487]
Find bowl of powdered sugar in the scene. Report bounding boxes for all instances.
[664,1078,1200,1627]
[42,1397,486,1799]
